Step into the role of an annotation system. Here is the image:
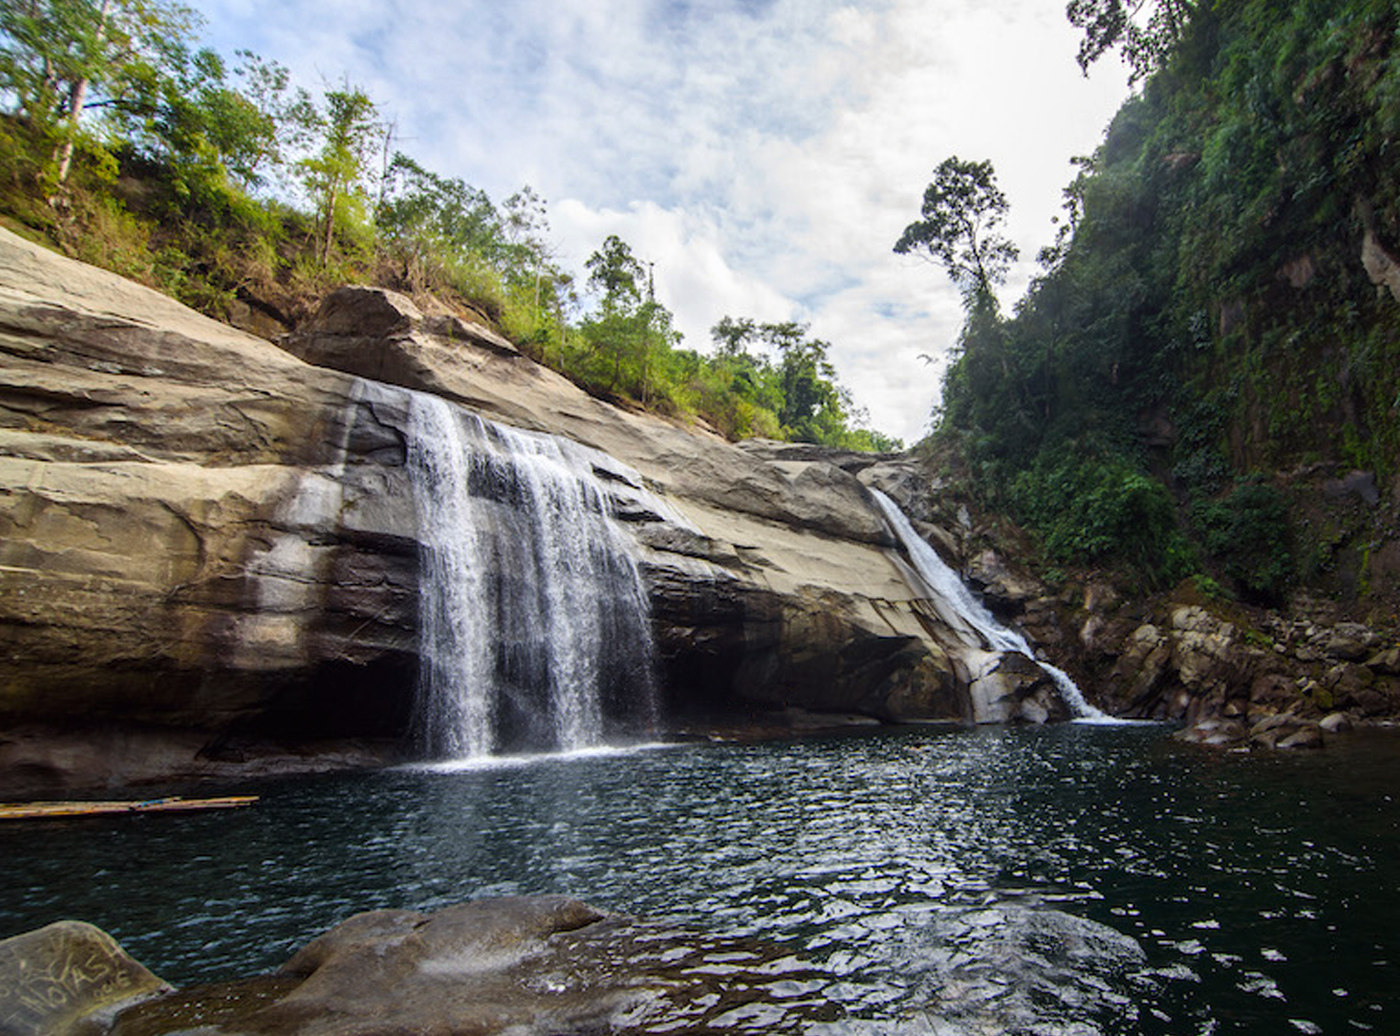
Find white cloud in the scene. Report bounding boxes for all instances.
[198,0,1130,444]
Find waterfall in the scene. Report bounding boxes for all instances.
[870,490,1111,722]
[406,392,659,759]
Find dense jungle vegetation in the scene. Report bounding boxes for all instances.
[905,0,1400,606]
[0,0,898,451]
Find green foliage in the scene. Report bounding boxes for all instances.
[378,154,507,307]
[1192,479,1295,604]
[575,235,668,401]
[697,317,891,448]
[843,427,904,453]
[683,332,785,440]
[894,156,1018,308]
[0,0,201,186]
[132,47,289,194]
[1191,573,1224,599]
[107,45,291,223]
[1067,0,1196,83]
[295,83,379,264]
[1009,443,1193,587]
[586,234,645,312]
[917,0,1400,597]
[56,188,154,280]
[1170,393,1231,493]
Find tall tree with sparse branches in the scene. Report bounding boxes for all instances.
[296,83,380,264]
[895,156,1018,310]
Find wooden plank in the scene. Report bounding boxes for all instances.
[0,795,258,820]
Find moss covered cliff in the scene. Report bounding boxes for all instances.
[933,0,1400,621]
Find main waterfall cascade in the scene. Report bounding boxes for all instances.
[406,392,660,759]
[870,490,1112,721]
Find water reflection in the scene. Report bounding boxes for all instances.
[2,725,1398,1035]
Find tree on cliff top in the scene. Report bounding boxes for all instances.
[0,0,199,186]
[1066,0,1195,82]
[580,234,677,400]
[295,83,380,264]
[895,156,1018,312]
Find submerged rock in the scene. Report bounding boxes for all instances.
[902,903,1150,1036]
[11,900,841,1036]
[1319,711,1353,733]
[242,898,631,1036]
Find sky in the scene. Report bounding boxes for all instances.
[198,0,1132,444]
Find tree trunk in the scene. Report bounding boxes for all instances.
[53,0,112,186]
[320,181,339,264]
[53,80,88,185]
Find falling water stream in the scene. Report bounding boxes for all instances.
[406,393,659,758]
[871,489,1112,721]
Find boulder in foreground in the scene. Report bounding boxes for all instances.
[0,921,171,1036]
[3,899,837,1036]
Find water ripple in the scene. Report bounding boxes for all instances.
[2,725,1399,1034]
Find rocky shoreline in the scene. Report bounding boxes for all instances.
[896,469,1400,750]
[0,898,866,1036]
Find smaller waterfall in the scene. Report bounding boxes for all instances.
[407,393,659,759]
[871,490,1111,721]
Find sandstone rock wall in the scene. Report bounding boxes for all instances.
[275,284,996,727]
[0,229,1036,791]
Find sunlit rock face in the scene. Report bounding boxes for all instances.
[0,229,1078,790]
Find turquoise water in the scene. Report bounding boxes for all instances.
[2,724,1397,1034]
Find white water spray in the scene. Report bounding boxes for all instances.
[871,490,1112,721]
[407,392,659,759]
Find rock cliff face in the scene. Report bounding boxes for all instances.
[0,229,1067,792]
[1078,596,1400,748]
[889,447,1400,749]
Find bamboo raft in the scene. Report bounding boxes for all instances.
[0,795,259,821]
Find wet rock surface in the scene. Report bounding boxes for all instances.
[905,903,1150,1036]
[2,897,1173,1036]
[11,901,844,1036]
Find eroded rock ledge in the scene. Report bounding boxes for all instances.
[0,229,1076,794]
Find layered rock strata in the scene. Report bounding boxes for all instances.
[0,229,1075,790]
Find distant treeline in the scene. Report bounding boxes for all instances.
[0,0,899,452]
